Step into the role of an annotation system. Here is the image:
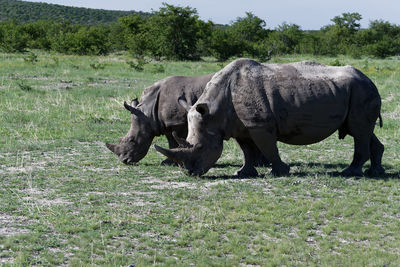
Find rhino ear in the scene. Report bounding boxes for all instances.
[131,98,139,107]
[195,103,209,116]
[124,101,144,117]
[178,96,192,112]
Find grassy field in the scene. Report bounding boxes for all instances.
[0,51,399,266]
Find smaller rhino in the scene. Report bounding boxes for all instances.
[106,74,269,174]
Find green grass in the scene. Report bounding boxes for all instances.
[0,51,399,266]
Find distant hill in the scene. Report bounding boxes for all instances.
[0,0,149,24]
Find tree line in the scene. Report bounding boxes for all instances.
[0,0,145,25]
[0,3,399,60]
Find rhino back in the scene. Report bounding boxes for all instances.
[230,60,356,144]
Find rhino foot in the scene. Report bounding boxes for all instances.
[161,158,177,166]
[235,166,258,177]
[253,157,270,167]
[365,166,385,177]
[270,163,290,176]
[341,166,364,177]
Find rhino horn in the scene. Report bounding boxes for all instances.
[172,131,193,148]
[124,101,144,117]
[178,96,192,112]
[106,143,118,154]
[154,145,188,163]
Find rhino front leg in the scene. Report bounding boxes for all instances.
[342,134,371,177]
[249,129,290,176]
[365,134,385,176]
[234,138,259,177]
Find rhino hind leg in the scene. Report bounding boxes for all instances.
[249,129,290,176]
[341,93,382,177]
[365,134,385,176]
[342,134,371,177]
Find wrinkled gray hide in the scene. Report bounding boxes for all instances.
[155,59,384,177]
[106,73,269,171]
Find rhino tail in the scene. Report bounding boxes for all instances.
[379,113,383,128]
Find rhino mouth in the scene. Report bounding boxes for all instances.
[154,142,221,177]
[120,157,137,165]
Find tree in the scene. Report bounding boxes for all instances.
[155,3,202,60]
[360,20,400,58]
[229,12,269,58]
[119,14,151,57]
[319,12,363,55]
[331,12,362,34]
[276,23,303,53]
[230,12,267,42]
[195,19,214,56]
[0,21,29,52]
[210,28,242,61]
[51,24,111,55]
[22,20,54,50]
[265,23,303,55]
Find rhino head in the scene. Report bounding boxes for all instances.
[106,99,154,165]
[155,99,224,176]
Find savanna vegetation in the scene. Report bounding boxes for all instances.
[0,51,399,265]
[1,1,400,60]
[1,1,400,266]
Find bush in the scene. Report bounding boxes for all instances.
[23,51,38,63]
[250,41,272,62]
[150,64,165,73]
[52,25,111,55]
[210,28,242,61]
[0,22,29,52]
[366,38,393,58]
[126,57,149,71]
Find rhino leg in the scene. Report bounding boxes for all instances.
[342,134,371,177]
[341,97,381,177]
[234,138,259,177]
[248,140,270,167]
[160,132,181,166]
[365,134,385,176]
[249,129,290,176]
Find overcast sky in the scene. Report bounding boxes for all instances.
[26,0,400,30]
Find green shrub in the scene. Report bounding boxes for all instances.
[23,51,38,64]
[16,80,33,91]
[0,22,29,52]
[150,64,165,73]
[329,59,343,66]
[89,62,106,70]
[126,58,149,71]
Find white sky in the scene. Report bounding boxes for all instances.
[26,0,400,30]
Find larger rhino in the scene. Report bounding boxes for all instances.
[106,73,269,172]
[155,58,384,177]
